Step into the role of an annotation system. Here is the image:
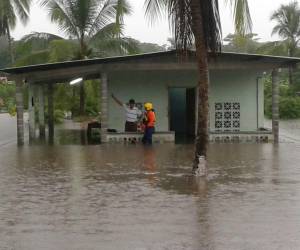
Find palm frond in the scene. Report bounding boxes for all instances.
[0,1,17,30]
[169,0,193,50]
[39,0,132,58]
[270,1,300,56]
[144,0,222,52]
[12,0,31,24]
[271,1,300,39]
[89,23,120,43]
[88,0,119,37]
[225,0,252,34]
[200,0,222,52]
[41,0,79,39]
[144,0,168,25]
[115,0,132,27]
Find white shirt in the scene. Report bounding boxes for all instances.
[123,104,142,122]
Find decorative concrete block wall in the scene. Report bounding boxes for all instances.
[106,132,175,144]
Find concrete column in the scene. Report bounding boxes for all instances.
[272,69,279,143]
[101,73,108,143]
[28,82,36,141]
[38,84,46,139]
[48,83,54,144]
[15,77,24,146]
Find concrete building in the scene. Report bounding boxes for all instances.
[0,50,299,145]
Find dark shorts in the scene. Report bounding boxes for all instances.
[142,126,155,145]
[125,121,137,132]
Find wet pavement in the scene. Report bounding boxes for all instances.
[0,113,27,147]
[1,115,300,249]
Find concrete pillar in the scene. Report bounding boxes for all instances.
[101,73,108,143]
[38,84,46,139]
[48,83,54,144]
[15,77,24,146]
[272,69,279,143]
[28,82,36,141]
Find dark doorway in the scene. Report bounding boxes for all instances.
[169,87,196,143]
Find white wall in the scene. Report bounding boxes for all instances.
[107,69,265,132]
[209,69,265,132]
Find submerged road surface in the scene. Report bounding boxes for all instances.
[0,113,28,146]
[0,115,300,249]
[0,113,18,146]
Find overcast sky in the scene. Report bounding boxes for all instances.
[11,0,293,45]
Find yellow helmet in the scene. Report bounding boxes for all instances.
[144,102,153,111]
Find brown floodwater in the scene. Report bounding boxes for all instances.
[1,116,300,249]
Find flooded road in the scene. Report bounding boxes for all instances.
[1,115,300,249]
[0,113,27,146]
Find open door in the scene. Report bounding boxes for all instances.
[186,88,196,137]
[169,87,196,142]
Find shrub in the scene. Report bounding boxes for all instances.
[264,77,300,119]
[279,97,300,119]
[54,109,65,124]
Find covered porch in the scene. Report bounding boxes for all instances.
[0,50,299,145]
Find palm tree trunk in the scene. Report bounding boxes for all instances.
[6,25,15,65]
[190,0,209,175]
[79,37,85,116]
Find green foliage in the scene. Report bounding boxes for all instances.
[0,0,31,65]
[54,109,65,124]
[279,97,300,119]
[49,40,77,62]
[84,80,100,116]
[223,33,259,53]
[256,41,288,56]
[54,83,74,111]
[132,39,166,53]
[224,0,252,34]
[270,1,300,57]
[264,77,300,119]
[0,83,16,112]
[14,50,50,67]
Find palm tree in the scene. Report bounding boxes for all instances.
[144,0,251,174]
[41,0,132,115]
[0,0,31,64]
[271,1,300,84]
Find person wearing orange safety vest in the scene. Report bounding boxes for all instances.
[142,102,156,145]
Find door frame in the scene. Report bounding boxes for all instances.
[168,86,197,136]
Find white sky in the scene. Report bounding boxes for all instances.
[11,0,293,45]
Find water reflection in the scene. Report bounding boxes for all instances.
[1,139,300,249]
[142,146,158,185]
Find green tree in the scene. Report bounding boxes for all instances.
[256,41,288,56]
[223,33,259,53]
[271,1,300,84]
[13,32,65,66]
[41,0,132,115]
[0,0,31,64]
[144,0,251,173]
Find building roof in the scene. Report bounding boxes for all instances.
[1,50,299,84]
